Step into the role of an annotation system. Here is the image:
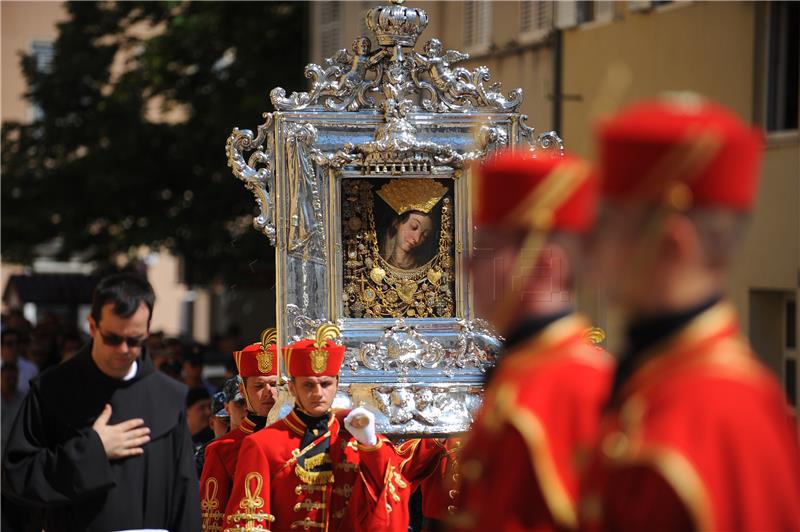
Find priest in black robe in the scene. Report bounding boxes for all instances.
[2,273,201,531]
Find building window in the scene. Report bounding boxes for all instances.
[521,1,554,40]
[31,40,54,74]
[786,358,797,407]
[29,41,54,121]
[556,1,606,28]
[766,1,799,132]
[318,1,342,59]
[576,1,594,24]
[464,1,491,51]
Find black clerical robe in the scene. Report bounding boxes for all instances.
[2,342,201,532]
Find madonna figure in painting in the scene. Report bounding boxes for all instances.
[341,177,455,319]
[376,179,447,271]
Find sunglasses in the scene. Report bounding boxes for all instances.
[98,330,148,349]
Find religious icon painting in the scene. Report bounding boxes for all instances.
[341,177,455,319]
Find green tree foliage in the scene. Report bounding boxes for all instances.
[2,1,308,283]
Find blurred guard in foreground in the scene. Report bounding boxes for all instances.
[223,324,410,531]
[200,330,279,532]
[580,96,800,530]
[451,150,614,530]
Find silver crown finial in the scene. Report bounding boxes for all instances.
[365,3,428,48]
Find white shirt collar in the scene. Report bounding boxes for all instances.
[122,360,138,381]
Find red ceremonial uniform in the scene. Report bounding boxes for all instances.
[223,332,411,532]
[580,303,800,530]
[394,437,462,530]
[452,151,614,531]
[201,417,263,532]
[201,340,277,532]
[579,97,800,530]
[224,409,409,532]
[454,316,613,531]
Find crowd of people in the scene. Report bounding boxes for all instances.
[2,95,800,532]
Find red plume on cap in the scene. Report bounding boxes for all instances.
[284,324,345,378]
[233,328,278,378]
[472,149,597,233]
[598,97,764,212]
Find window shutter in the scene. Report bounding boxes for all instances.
[521,1,554,39]
[594,1,615,23]
[319,1,342,58]
[465,1,492,49]
[555,0,578,29]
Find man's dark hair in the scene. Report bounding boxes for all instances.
[186,387,211,409]
[91,273,155,325]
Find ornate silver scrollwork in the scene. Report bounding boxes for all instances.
[451,319,503,373]
[338,317,502,376]
[345,382,482,434]
[226,113,276,244]
[229,1,566,437]
[476,125,509,156]
[359,320,446,373]
[271,37,386,112]
[514,116,565,157]
[370,384,471,426]
[536,130,565,156]
[285,123,329,259]
[285,304,345,339]
[270,3,523,114]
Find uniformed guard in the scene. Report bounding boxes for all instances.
[223,324,410,532]
[200,330,279,532]
[579,95,800,530]
[451,150,614,530]
[417,438,462,531]
[210,391,231,438]
[221,375,247,431]
[388,436,462,532]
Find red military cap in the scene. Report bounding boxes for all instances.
[284,324,345,377]
[233,342,277,378]
[598,95,764,212]
[473,149,597,233]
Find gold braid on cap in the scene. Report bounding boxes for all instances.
[310,323,341,374]
[376,179,448,215]
[583,327,606,349]
[257,327,277,374]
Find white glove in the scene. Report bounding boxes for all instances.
[344,407,377,446]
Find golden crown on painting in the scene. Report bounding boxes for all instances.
[376,179,448,215]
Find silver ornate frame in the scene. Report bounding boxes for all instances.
[226,2,563,436]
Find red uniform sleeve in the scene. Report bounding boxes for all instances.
[223,437,274,531]
[454,427,552,532]
[420,438,461,521]
[396,438,448,490]
[200,441,230,532]
[348,436,411,532]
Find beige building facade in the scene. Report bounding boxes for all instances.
[558,0,799,410]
